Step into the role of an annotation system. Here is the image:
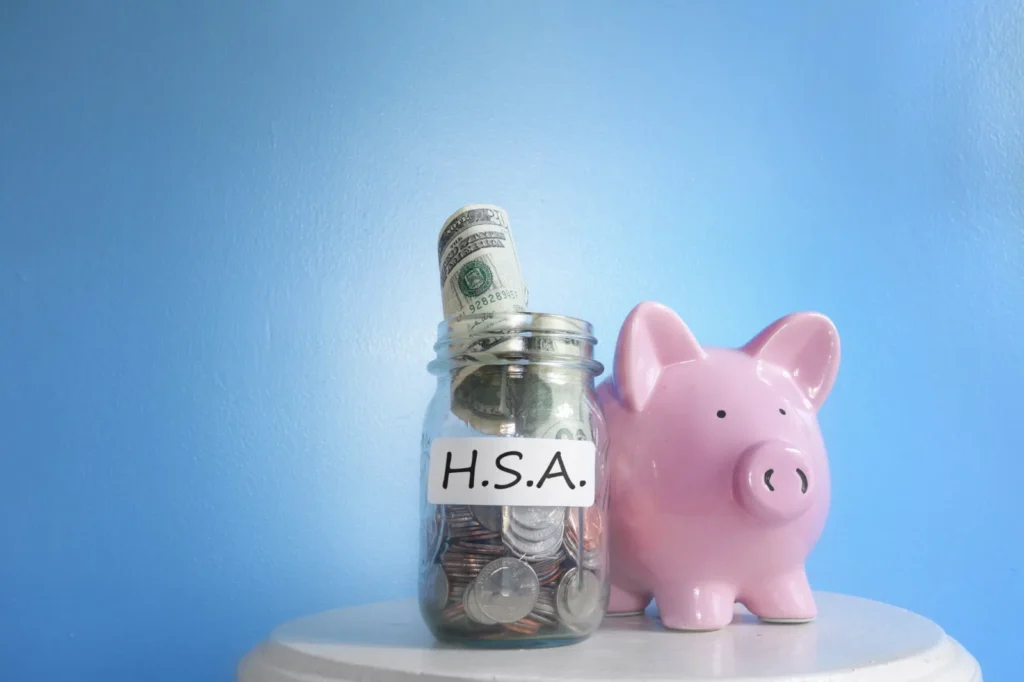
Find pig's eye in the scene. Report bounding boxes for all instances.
[779,408,787,415]
[716,410,727,418]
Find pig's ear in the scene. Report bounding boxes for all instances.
[743,312,841,410]
[613,302,705,412]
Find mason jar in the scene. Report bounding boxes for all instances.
[417,311,609,647]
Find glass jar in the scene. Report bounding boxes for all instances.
[418,311,609,647]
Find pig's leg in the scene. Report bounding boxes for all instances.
[606,583,652,616]
[653,582,736,631]
[741,569,817,623]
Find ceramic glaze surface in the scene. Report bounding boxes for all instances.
[599,302,840,630]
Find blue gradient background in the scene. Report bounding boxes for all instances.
[2,1,1021,680]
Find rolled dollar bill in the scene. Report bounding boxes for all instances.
[438,204,527,321]
[439,205,530,434]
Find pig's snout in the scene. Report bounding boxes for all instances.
[734,442,814,523]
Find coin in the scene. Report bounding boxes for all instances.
[422,564,449,611]
[567,506,602,552]
[448,540,506,556]
[502,617,542,635]
[564,508,601,570]
[461,583,494,625]
[442,561,492,582]
[471,505,504,532]
[531,588,560,625]
[556,567,601,629]
[511,506,563,530]
[507,519,562,543]
[503,526,564,559]
[472,557,540,624]
[441,596,466,624]
[529,557,563,585]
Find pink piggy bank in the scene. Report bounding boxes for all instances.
[597,301,841,631]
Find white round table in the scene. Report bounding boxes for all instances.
[237,592,981,682]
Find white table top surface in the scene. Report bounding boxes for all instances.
[237,592,981,682]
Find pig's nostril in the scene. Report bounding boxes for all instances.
[763,469,775,492]
[796,468,808,494]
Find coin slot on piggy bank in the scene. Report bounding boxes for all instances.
[418,205,610,647]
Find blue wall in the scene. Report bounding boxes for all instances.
[2,1,1021,680]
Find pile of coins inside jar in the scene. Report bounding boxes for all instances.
[421,503,605,638]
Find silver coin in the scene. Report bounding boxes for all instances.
[534,593,558,615]
[511,541,563,562]
[556,567,601,628]
[462,583,497,625]
[422,564,449,611]
[460,583,481,623]
[510,506,562,530]
[565,547,601,571]
[471,505,504,532]
[472,558,540,624]
[531,611,558,627]
[503,527,564,558]
[507,519,563,543]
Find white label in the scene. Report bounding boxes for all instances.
[427,437,596,507]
